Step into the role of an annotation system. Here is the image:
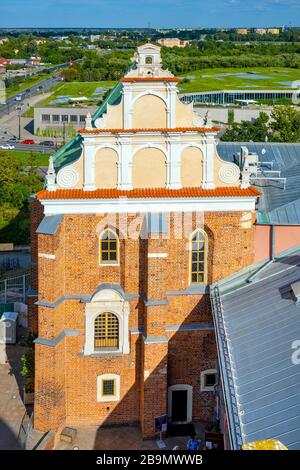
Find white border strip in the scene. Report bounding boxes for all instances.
[40,196,257,215]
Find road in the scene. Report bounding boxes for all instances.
[0,141,55,153]
[0,58,82,119]
[0,74,63,118]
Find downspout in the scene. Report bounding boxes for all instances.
[247,224,276,283]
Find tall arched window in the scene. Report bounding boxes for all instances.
[94,312,119,350]
[100,229,119,265]
[190,230,207,284]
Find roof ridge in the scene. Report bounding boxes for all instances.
[79,126,220,134]
[36,186,260,200]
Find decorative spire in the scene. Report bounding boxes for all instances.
[85,112,93,130]
[46,155,57,191]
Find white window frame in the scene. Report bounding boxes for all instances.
[97,373,120,402]
[99,228,120,267]
[189,228,208,285]
[200,369,217,392]
[84,288,130,356]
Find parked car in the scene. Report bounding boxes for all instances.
[21,139,35,145]
[7,136,17,142]
[39,140,55,147]
[0,144,15,150]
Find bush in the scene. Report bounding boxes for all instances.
[19,332,36,348]
[24,378,34,393]
[21,349,35,379]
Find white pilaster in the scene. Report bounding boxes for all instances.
[168,85,177,128]
[83,140,96,191]
[167,139,182,189]
[118,138,133,190]
[202,135,215,189]
[123,85,133,129]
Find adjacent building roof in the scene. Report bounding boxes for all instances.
[36,186,260,200]
[36,215,63,235]
[217,142,300,225]
[52,82,123,173]
[211,247,300,450]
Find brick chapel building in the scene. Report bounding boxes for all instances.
[29,43,260,438]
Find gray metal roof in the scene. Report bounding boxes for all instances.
[211,248,300,449]
[217,142,300,225]
[36,215,63,235]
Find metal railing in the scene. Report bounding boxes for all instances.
[0,271,31,304]
[18,411,34,450]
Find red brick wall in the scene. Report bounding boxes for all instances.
[32,209,255,436]
[28,199,44,334]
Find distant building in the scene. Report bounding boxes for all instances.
[79,45,97,50]
[29,56,41,66]
[34,39,47,45]
[0,37,9,45]
[157,37,190,48]
[53,36,69,41]
[90,35,101,42]
[236,28,248,35]
[267,28,280,35]
[0,57,10,65]
[34,105,97,134]
[10,59,27,66]
[254,28,267,35]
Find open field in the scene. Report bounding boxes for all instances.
[179,67,300,93]
[37,80,116,107]
[0,149,50,166]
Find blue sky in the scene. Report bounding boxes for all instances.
[0,0,299,28]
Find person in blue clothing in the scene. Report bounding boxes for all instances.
[187,435,201,451]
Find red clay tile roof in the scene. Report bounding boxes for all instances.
[121,77,179,83]
[36,186,261,200]
[79,126,220,134]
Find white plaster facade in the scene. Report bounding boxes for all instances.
[45,43,244,196]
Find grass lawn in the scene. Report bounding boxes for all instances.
[0,149,50,166]
[22,107,35,118]
[6,73,52,98]
[178,67,300,93]
[37,80,116,107]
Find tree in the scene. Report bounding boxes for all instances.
[0,152,43,244]
[227,109,235,128]
[270,105,300,142]
[221,112,270,142]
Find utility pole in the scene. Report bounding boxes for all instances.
[63,121,66,145]
[16,103,24,141]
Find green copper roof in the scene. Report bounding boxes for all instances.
[52,81,123,173]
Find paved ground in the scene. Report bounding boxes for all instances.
[194,105,272,124]
[0,93,51,141]
[56,422,206,451]
[0,343,27,450]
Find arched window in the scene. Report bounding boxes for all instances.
[94,312,119,350]
[145,56,153,64]
[190,230,207,284]
[100,229,118,265]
